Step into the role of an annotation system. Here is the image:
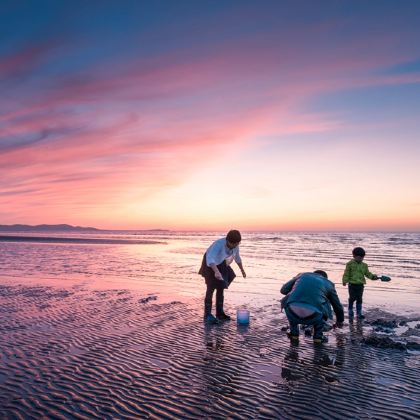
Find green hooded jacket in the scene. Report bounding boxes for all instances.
[342,259,376,285]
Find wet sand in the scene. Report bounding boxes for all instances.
[1,282,420,419]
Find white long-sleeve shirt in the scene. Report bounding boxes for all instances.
[205,238,242,267]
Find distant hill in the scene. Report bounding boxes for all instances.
[0,224,100,232]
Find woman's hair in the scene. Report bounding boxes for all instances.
[226,229,241,243]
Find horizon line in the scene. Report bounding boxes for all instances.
[1,223,419,234]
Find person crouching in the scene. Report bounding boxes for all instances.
[280,270,344,343]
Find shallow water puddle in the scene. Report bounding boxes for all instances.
[253,363,284,382]
[375,375,394,386]
[67,345,86,356]
[149,356,171,369]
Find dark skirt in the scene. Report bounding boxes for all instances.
[198,253,236,289]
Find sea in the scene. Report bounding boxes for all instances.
[1,230,419,314]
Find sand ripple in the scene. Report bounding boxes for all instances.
[1,284,420,419]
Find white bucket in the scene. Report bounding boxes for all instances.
[237,309,250,325]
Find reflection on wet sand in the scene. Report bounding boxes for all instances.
[0,284,419,418]
[201,323,251,411]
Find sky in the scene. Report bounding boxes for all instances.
[1,0,420,231]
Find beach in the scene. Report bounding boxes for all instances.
[3,1,420,417]
[1,231,420,418]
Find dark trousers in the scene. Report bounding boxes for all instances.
[348,284,364,316]
[284,306,325,340]
[348,284,364,306]
[204,284,225,317]
[199,253,236,317]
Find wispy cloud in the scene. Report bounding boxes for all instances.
[1,1,419,228]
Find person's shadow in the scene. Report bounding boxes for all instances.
[203,322,225,351]
[281,329,347,384]
[349,318,365,343]
[200,321,252,403]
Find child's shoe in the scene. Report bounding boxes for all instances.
[356,304,365,319]
[348,304,354,320]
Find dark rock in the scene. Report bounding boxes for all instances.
[138,295,158,304]
[401,328,420,338]
[325,374,338,383]
[373,326,393,333]
[316,354,334,366]
[371,319,398,329]
[281,367,298,381]
[362,335,406,350]
[406,342,420,351]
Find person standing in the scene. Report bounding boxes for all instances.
[199,230,246,324]
[342,247,378,320]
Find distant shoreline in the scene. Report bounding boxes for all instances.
[0,235,164,245]
[0,224,171,233]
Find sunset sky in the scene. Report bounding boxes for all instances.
[1,1,420,231]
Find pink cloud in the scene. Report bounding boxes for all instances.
[0,45,51,78]
[2,24,419,225]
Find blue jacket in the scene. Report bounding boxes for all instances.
[281,272,344,323]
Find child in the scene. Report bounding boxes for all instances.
[199,230,246,324]
[342,247,378,320]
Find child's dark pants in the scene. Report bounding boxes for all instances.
[348,284,364,317]
[348,284,364,305]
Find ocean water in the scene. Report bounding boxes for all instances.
[0,231,419,313]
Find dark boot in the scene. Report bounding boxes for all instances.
[204,300,212,319]
[348,303,354,320]
[216,305,231,320]
[313,336,328,344]
[204,314,219,324]
[204,284,215,318]
[356,303,364,319]
[215,288,225,319]
[287,332,299,341]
